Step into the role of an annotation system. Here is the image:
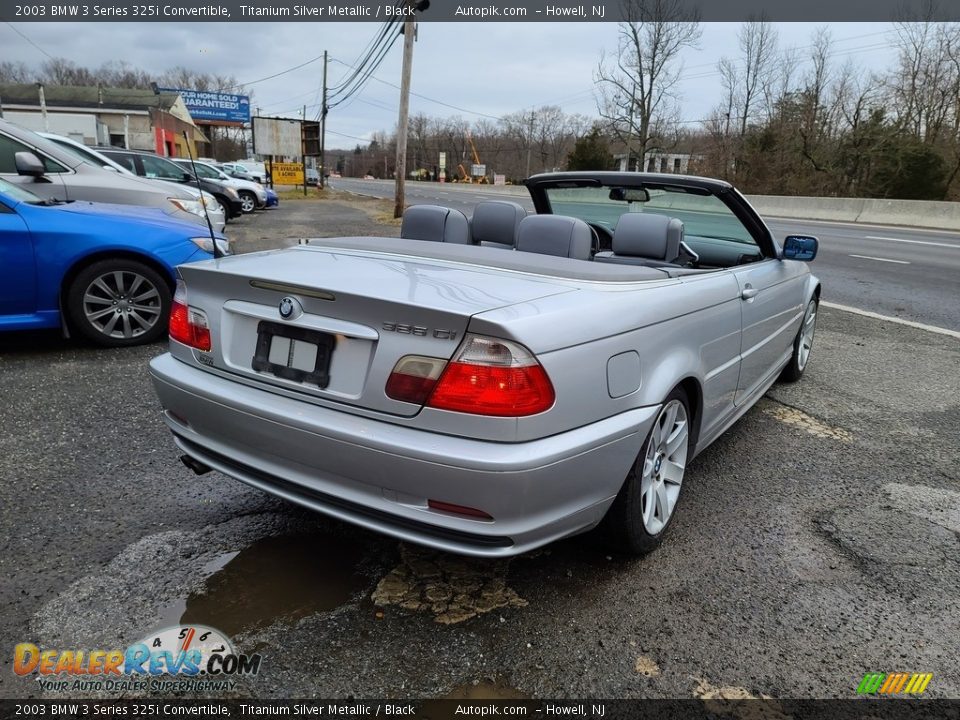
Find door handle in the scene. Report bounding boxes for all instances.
[741,285,759,300]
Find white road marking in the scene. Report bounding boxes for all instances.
[848,254,910,264]
[821,302,960,339]
[864,235,960,249]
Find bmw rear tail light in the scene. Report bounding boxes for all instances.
[426,334,555,417]
[385,356,447,405]
[169,280,211,351]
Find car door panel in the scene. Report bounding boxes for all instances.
[733,259,806,404]
[0,206,37,319]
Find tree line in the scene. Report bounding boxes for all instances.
[596,0,960,200]
[5,13,960,202]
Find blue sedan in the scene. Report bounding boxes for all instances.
[0,177,229,347]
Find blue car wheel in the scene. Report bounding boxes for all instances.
[65,258,172,347]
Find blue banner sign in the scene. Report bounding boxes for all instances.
[160,87,250,124]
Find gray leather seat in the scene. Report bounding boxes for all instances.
[400,205,472,244]
[594,213,684,267]
[515,215,593,260]
[471,200,527,249]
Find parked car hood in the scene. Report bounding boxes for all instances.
[50,200,210,233]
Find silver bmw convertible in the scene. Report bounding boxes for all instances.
[150,172,820,557]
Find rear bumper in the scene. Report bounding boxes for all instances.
[149,353,658,557]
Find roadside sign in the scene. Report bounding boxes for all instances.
[271,162,304,185]
[494,174,506,186]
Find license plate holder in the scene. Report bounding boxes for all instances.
[252,321,334,388]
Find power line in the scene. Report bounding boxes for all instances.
[327,24,403,112]
[4,22,55,60]
[329,57,505,121]
[328,18,398,96]
[228,53,327,91]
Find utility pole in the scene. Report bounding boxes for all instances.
[302,104,308,197]
[319,50,328,189]
[37,83,49,132]
[393,4,415,218]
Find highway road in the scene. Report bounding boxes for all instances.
[332,178,960,332]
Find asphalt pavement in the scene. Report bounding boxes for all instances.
[1,196,957,701]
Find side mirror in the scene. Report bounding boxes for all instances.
[181,172,194,183]
[15,151,46,178]
[783,235,818,261]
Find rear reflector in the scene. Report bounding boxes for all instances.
[169,280,211,351]
[428,499,494,521]
[426,334,555,417]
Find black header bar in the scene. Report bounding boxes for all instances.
[4,0,960,22]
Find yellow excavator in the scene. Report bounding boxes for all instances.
[457,132,489,184]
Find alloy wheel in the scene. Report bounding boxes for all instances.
[639,399,689,535]
[798,299,818,371]
[82,270,162,340]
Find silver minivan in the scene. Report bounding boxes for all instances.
[0,119,217,229]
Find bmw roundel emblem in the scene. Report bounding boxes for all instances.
[279,297,297,319]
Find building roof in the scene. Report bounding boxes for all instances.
[0,83,180,111]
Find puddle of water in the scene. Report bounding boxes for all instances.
[160,534,368,636]
[444,681,528,700]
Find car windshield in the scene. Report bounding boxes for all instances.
[45,139,101,168]
[49,139,130,173]
[544,184,755,244]
[188,162,223,180]
[0,177,44,204]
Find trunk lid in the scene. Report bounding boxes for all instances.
[177,243,576,416]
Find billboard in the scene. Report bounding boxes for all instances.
[160,87,250,124]
[252,117,303,157]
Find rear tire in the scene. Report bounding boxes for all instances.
[601,386,691,556]
[780,296,818,382]
[65,258,171,347]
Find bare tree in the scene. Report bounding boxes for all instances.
[595,0,701,169]
[735,19,779,135]
[0,61,34,83]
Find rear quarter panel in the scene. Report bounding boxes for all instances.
[464,271,743,442]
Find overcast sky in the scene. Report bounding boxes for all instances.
[3,22,899,147]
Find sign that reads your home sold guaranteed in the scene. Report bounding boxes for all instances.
[159,87,250,124]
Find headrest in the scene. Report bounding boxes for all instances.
[516,215,593,260]
[471,201,527,247]
[400,205,472,244]
[613,213,684,261]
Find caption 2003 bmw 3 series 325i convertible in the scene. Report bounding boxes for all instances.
[149,172,821,558]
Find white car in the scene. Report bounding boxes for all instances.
[222,160,267,184]
[38,133,227,233]
[174,160,267,214]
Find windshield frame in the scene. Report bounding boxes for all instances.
[525,171,778,259]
